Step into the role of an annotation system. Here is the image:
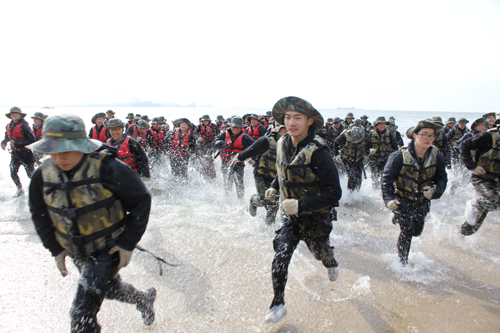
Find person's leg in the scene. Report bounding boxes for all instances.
[20,150,35,178]
[462,178,500,235]
[10,153,23,190]
[304,224,338,269]
[233,164,245,200]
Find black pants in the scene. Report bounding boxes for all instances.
[252,174,279,223]
[221,161,245,199]
[344,161,363,191]
[10,150,34,189]
[392,198,430,265]
[271,216,337,308]
[369,157,388,190]
[71,250,147,333]
[170,156,189,178]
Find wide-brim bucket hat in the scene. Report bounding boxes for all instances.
[178,118,192,127]
[471,117,488,129]
[406,120,443,139]
[201,115,211,121]
[373,116,390,125]
[229,117,247,128]
[91,112,107,124]
[346,126,364,143]
[27,114,102,154]
[482,112,496,119]
[272,96,324,132]
[105,118,125,128]
[5,106,27,119]
[31,112,46,120]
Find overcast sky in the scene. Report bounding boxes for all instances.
[1,0,499,111]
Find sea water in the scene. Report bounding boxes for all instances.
[0,107,499,332]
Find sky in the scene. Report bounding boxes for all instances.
[1,0,499,111]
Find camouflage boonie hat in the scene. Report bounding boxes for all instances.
[126,112,134,118]
[445,117,456,125]
[272,96,324,132]
[431,116,444,125]
[406,120,443,139]
[178,118,192,127]
[229,117,246,128]
[133,117,140,124]
[5,106,27,119]
[351,119,363,127]
[248,113,259,121]
[457,117,469,125]
[345,112,354,119]
[326,118,334,124]
[137,119,149,129]
[91,112,106,124]
[158,116,166,123]
[27,114,102,154]
[135,114,141,118]
[482,112,496,119]
[140,115,150,122]
[333,117,342,123]
[31,112,46,120]
[266,111,272,117]
[388,116,396,122]
[471,117,488,129]
[105,118,125,128]
[373,116,390,125]
[151,117,160,124]
[346,126,364,143]
[360,115,369,120]
[201,114,211,121]
[106,110,115,115]
[217,115,224,121]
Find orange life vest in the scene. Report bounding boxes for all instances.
[221,131,244,163]
[170,129,191,158]
[107,136,138,172]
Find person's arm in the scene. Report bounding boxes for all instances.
[238,136,270,161]
[432,152,448,199]
[440,133,452,168]
[88,127,93,139]
[459,131,492,170]
[446,127,455,142]
[389,132,398,151]
[298,147,342,213]
[381,150,403,206]
[29,168,65,257]
[333,133,346,156]
[129,139,150,178]
[100,157,151,251]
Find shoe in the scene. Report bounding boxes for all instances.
[265,304,287,324]
[327,266,340,282]
[137,287,156,326]
[248,196,257,217]
[465,201,479,226]
[13,188,24,197]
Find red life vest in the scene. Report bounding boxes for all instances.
[6,122,28,151]
[107,136,139,172]
[200,123,216,142]
[246,124,263,140]
[221,131,244,163]
[150,128,165,149]
[170,129,191,158]
[91,125,108,142]
[32,124,42,139]
[126,121,133,130]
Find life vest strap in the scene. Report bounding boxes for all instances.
[44,178,102,196]
[47,195,118,219]
[55,219,125,248]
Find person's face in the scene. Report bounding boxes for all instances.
[266,116,272,121]
[153,123,161,130]
[376,123,386,131]
[231,126,242,135]
[10,113,21,121]
[95,117,104,126]
[447,123,455,128]
[277,127,288,136]
[487,116,495,126]
[128,117,134,122]
[107,113,114,119]
[346,118,353,124]
[244,118,250,126]
[203,120,210,126]
[50,151,85,171]
[180,122,189,132]
[458,123,466,130]
[137,127,146,134]
[413,128,435,150]
[334,122,341,128]
[475,124,486,133]
[284,111,314,139]
[108,127,123,140]
[251,118,259,127]
[33,118,43,127]
[326,123,332,128]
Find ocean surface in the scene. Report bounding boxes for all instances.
[0,106,499,332]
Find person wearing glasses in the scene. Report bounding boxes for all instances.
[381,120,448,266]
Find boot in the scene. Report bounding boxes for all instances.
[248,195,258,217]
[136,287,156,326]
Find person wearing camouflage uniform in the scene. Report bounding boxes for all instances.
[238,125,287,224]
[446,117,469,165]
[360,115,372,132]
[382,120,448,266]
[89,112,109,143]
[263,97,341,324]
[334,124,367,192]
[1,106,37,196]
[459,125,500,236]
[483,112,497,129]
[431,116,452,168]
[442,117,456,135]
[31,112,46,166]
[165,118,196,178]
[366,116,398,189]
[388,121,404,147]
[27,114,156,332]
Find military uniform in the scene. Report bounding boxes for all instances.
[366,124,398,189]
[334,127,366,191]
[28,114,155,332]
[165,119,196,178]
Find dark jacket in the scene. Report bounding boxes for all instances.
[2,118,36,150]
[270,130,342,214]
[381,141,448,206]
[108,135,150,178]
[365,128,399,156]
[214,129,255,152]
[459,130,497,171]
[29,147,151,257]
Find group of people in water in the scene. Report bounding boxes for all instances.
[2,99,499,330]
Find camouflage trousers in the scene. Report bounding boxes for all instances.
[251,175,279,223]
[472,176,500,212]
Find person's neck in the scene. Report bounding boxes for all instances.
[290,130,309,147]
[414,144,427,158]
[180,129,187,135]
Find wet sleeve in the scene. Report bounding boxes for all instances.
[29,168,65,257]
[441,134,451,168]
[333,133,346,156]
[100,158,152,251]
[88,127,93,139]
[130,139,150,178]
[238,136,269,161]
[389,132,398,151]
[459,132,492,170]
[381,151,403,205]
[242,134,255,149]
[432,152,448,199]
[13,123,36,149]
[298,147,342,213]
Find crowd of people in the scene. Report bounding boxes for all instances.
[1,101,499,330]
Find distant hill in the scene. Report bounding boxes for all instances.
[82,101,214,107]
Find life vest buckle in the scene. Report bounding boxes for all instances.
[63,207,78,219]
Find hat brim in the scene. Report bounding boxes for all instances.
[27,138,102,154]
[407,120,443,139]
[5,112,27,119]
[272,96,324,132]
[229,123,247,128]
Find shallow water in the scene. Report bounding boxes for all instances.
[1,107,499,332]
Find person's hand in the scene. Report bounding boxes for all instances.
[387,199,400,211]
[247,158,256,166]
[472,166,486,176]
[265,188,278,201]
[335,156,342,164]
[422,186,434,200]
[1,141,6,150]
[370,148,377,155]
[55,250,69,277]
[282,199,299,215]
[108,246,133,273]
